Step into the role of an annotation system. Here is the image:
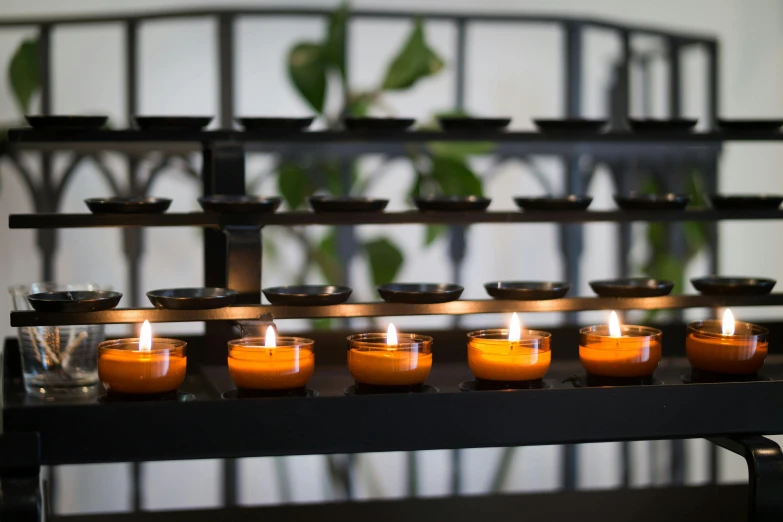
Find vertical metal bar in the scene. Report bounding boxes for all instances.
[454,18,467,110]
[620,441,631,488]
[124,20,143,311]
[668,38,681,118]
[706,41,719,130]
[37,24,57,281]
[560,23,583,492]
[708,441,719,484]
[218,14,235,128]
[39,24,52,115]
[202,144,246,359]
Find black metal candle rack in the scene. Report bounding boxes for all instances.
[3,128,783,522]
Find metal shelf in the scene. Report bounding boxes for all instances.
[11,294,783,326]
[46,486,748,522]
[4,128,777,155]
[5,358,783,465]
[10,209,783,229]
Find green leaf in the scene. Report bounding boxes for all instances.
[430,155,483,196]
[324,2,349,84]
[9,39,39,114]
[424,224,447,247]
[312,318,334,330]
[427,141,496,158]
[313,229,341,284]
[381,19,444,91]
[278,162,311,209]
[363,237,404,285]
[288,42,327,114]
[346,91,375,117]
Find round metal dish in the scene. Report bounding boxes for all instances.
[437,117,511,131]
[146,288,239,310]
[237,117,314,130]
[26,115,108,130]
[533,119,607,133]
[343,117,415,131]
[614,193,690,210]
[198,195,282,213]
[133,116,212,130]
[589,278,675,298]
[84,197,172,214]
[690,276,776,296]
[514,195,592,211]
[708,194,783,210]
[309,196,389,212]
[377,283,464,304]
[27,290,123,313]
[262,285,352,306]
[484,281,570,300]
[627,118,698,132]
[413,196,491,212]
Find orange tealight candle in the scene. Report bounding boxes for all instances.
[347,324,433,392]
[228,326,315,392]
[98,320,187,395]
[467,313,551,389]
[579,311,662,381]
[686,309,769,375]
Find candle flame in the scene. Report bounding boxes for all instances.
[387,323,398,346]
[609,311,622,338]
[265,325,276,348]
[139,320,152,352]
[722,309,735,335]
[509,312,521,342]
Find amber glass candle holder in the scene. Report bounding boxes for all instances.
[347,333,433,393]
[228,337,315,396]
[686,320,768,377]
[467,329,551,389]
[98,338,187,396]
[579,325,662,384]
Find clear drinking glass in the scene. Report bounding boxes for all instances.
[9,282,107,396]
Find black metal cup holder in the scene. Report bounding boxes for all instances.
[344,383,438,395]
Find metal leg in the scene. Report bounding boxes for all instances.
[561,444,578,490]
[202,144,247,358]
[708,436,783,522]
[0,433,42,521]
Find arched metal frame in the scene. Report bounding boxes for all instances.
[0,6,720,511]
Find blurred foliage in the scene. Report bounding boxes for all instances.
[280,3,467,292]
[9,39,39,114]
[641,171,709,318]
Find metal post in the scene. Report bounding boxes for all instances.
[218,14,235,128]
[668,38,681,118]
[455,18,467,110]
[36,24,57,282]
[709,436,783,522]
[560,22,584,492]
[706,41,720,130]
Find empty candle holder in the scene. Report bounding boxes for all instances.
[347,328,433,394]
[228,336,315,397]
[467,328,551,390]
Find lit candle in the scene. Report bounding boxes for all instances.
[686,309,769,375]
[228,326,315,391]
[467,313,551,387]
[347,324,433,390]
[579,312,662,379]
[98,320,187,395]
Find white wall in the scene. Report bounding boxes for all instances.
[1,0,782,514]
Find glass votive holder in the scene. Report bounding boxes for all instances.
[467,329,551,389]
[686,320,768,376]
[579,325,662,383]
[347,333,433,393]
[98,338,187,396]
[228,337,315,396]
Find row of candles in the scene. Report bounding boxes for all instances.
[97,310,769,396]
